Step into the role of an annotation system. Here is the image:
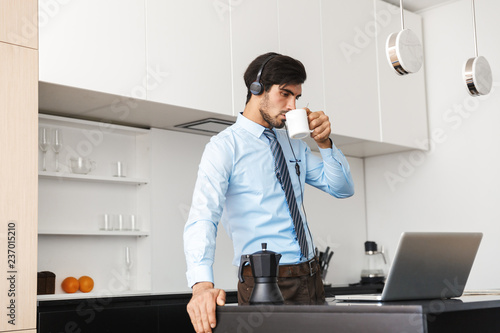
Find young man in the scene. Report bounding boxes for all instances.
[184,52,354,333]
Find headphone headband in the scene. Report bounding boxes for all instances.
[250,54,278,95]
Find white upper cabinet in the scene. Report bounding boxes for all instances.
[374,0,428,149]
[38,0,429,156]
[321,0,381,142]
[145,0,232,115]
[230,0,280,115]
[38,0,147,98]
[278,0,324,112]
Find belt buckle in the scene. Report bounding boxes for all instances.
[308,259,315,276]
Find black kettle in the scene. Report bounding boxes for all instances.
[238,243,284,305]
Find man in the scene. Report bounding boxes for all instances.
[184,52,354,333]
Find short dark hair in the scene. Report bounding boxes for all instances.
[244,52,307,104]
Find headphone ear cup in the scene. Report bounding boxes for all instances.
[250,81,263,95]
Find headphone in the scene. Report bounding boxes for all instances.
[249,54,278,95]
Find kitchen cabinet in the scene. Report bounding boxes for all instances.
[0,41,38,331]
[278,0,325,111]
[321,0,381,142]
[319,0,428,153]
[37,114,152,297]
[37,0,429,157]
[375,0,429,150]
[38,0,147,98]
[230,0,280,115]
[146,0,232,115]
[0,0,38,48]
[37,286,384,333]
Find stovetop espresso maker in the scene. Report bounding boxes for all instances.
[238,243,284,305]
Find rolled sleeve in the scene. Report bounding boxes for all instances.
[307,143,354,198]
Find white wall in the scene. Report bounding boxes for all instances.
[365,0,500,289]
[150,128,366,292]
[305,154,367,286]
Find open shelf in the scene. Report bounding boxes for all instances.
[38,113,152,293]
[39,113,150,135]
[37,290,153,301]
[39,171,149,185]
[38,229,149,237]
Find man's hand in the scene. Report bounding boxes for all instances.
[305,108,332,149]
[187,282,226,333]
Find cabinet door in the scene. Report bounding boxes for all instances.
[375,0,428,149]
[230,0,280,115]
[0,42,38,332]
[321,0,381,141]
[278,0,324,111]
[146,0,232,115]
[39,0,147,98]
[0,0,37,48]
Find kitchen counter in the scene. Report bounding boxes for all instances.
[36,284,382,332]
[214,295,500,333]
[38,289,500,333]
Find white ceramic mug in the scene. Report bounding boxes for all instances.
[285,108,312,139]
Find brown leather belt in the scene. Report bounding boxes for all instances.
[242,258,319,278]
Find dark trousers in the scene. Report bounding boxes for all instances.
[237,261,326,305]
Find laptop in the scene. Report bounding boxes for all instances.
[336,232,483,302]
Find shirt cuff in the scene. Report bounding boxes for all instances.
[319,140,338,162]
[186,265,214,288]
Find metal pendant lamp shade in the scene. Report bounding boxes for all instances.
[386,0,423,75]
[463,0,493,96]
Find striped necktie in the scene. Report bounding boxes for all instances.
[263,128,309,258]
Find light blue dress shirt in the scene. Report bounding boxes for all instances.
[184,113,354,287]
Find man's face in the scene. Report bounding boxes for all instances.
[259,84,302,129]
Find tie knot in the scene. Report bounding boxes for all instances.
[263,128,276,142]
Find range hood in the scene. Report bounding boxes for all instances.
[175,118,234,135]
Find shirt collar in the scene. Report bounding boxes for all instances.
[236,113,273,139]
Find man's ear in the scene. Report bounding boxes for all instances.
[248,91,264,104]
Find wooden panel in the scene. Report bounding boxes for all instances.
[0,42,38,331]
[0,0,38,48]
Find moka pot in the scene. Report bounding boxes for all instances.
[238,243,284,305]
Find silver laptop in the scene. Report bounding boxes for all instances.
[336,232,483,302]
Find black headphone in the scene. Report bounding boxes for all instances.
[249,54,278,95]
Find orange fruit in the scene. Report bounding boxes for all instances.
[78,276,94,293]
[61,277,79,293]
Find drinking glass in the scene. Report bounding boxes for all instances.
[39,127,50,171]
[51,128,63,172]
[125,246,133,290]
[114,214,124,231]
